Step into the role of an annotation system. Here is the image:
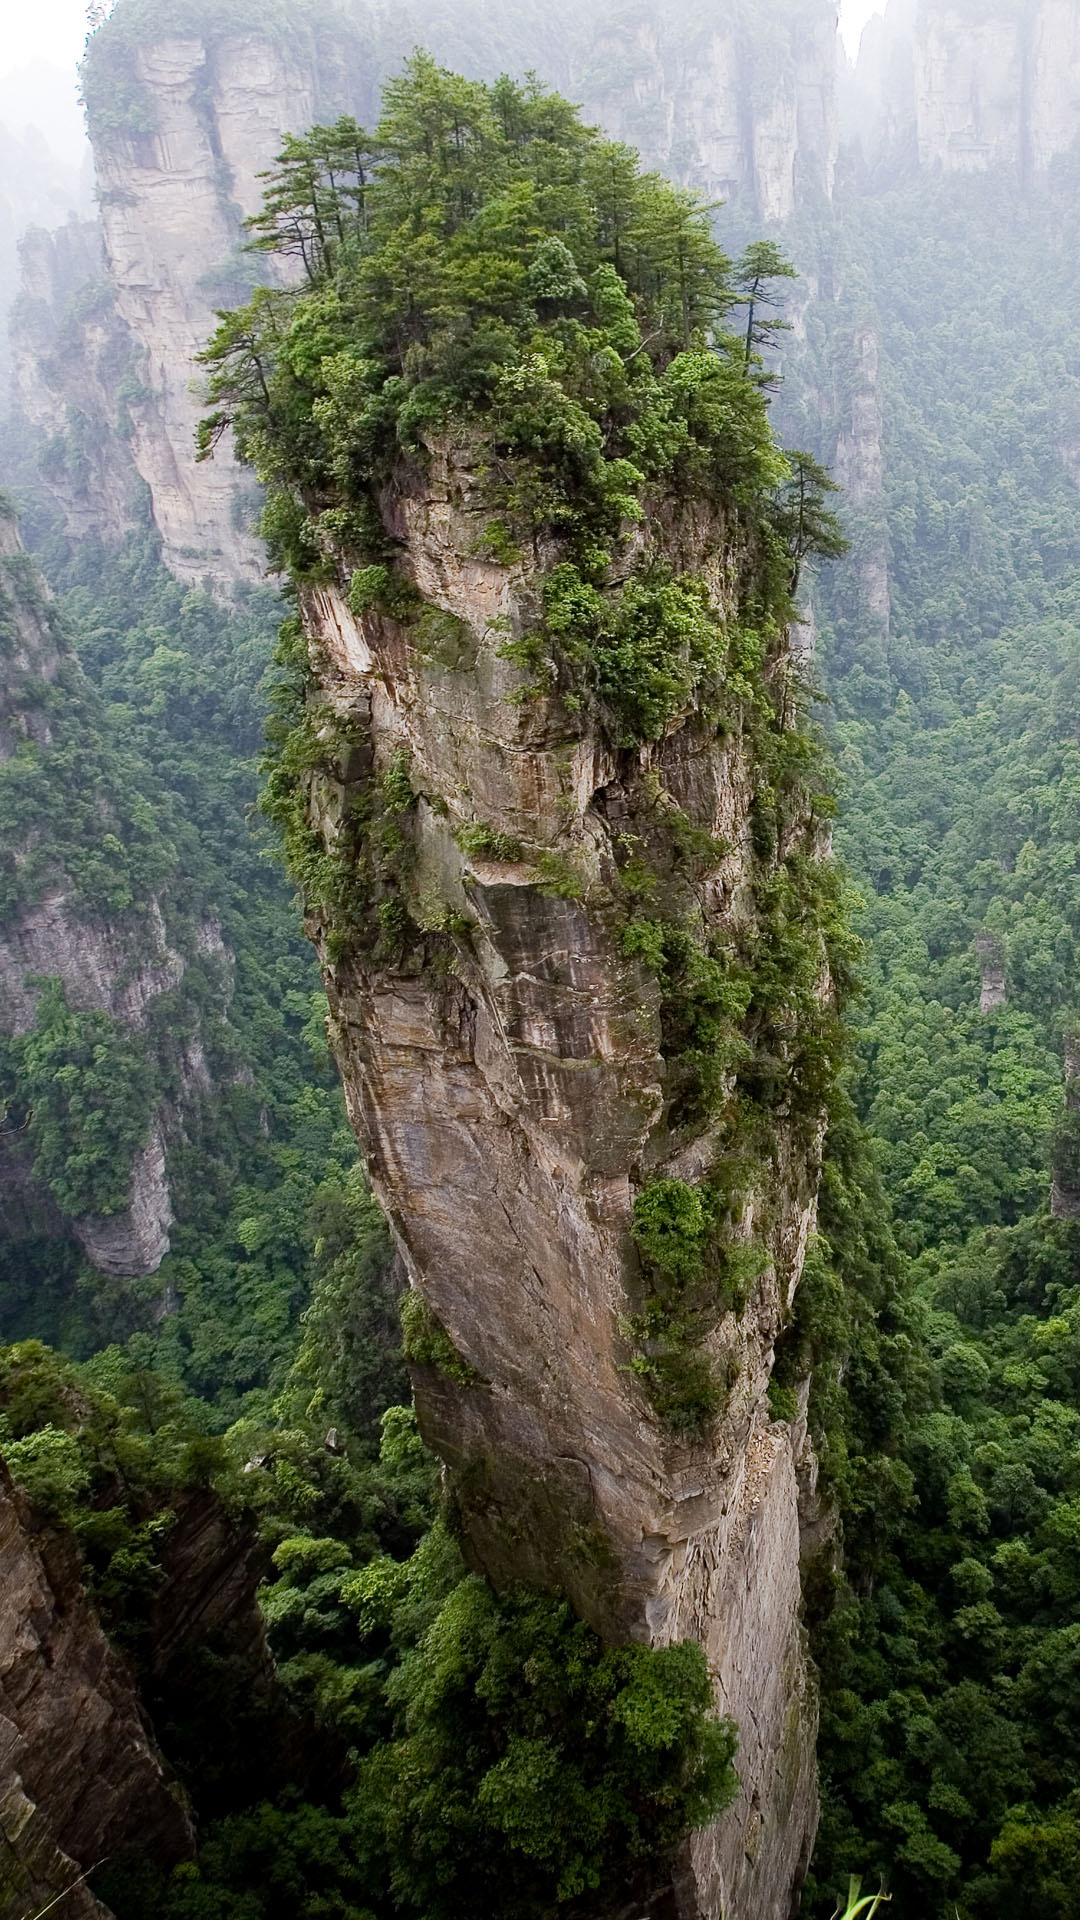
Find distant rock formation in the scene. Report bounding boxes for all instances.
[976,932,1007,1013]
[6,0,841,591]
[855,0,1080,182]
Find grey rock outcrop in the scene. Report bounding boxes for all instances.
[859,0,1080,180]
[975,932,1007,1013]
[0,1461,194,1920]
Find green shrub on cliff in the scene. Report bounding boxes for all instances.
[199,54,839,747]
[354,1571,737,1918]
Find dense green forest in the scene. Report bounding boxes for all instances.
[0,502,397,1426]
[780,160,1080,1917]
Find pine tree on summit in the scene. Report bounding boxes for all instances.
[735,239,798,378]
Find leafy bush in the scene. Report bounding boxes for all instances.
[16,981,158,1218]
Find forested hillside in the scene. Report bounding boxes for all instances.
[782,145,1080,1920]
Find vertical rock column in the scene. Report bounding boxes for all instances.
[295,439,832,1919]
[90,33,315,585]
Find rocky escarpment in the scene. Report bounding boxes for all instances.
[0,1460,193,1920]
[7,218,144,545]
[855,0,1080,179]
[0,507,231,1278]
[578,0,838,222]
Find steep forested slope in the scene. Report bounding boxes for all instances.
[0,488,403,1430]
[782,145,1080,1920]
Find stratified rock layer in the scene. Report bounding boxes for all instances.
[298,438,828,1920]
[0,1462,193,1920]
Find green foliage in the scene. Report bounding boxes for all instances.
[733,240,798,377]
[12,981,157,1218]
[0,1339,229,1647]
[202,56,830,757]
[454,821,523,863]
[623,1177,767,1434]
[632,1178,714,1283]
[785,153,1080,1920]
[0,582,185,924]
[355,1575,737,1918]
[277,1164,407,1449]
[399,1290,482,1388]
[0,518,401,1431]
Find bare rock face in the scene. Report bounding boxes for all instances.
[577,6,838,223]
[832,325,890,639]
[864,0,1080,179]
[71,1121,174,1279]
[975,932,1006,1014]
[0,1462,194,1920]
[90,35,276,586]
[296,438,830,1919]
[8,218,143,545]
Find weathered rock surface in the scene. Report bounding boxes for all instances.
[0,1461,193,1920]
[976,931,1007,1014]
[577,7,838,222]
[90,35,271,585]
[8,217,143,544]
[1053,1035,1080,1221]
[859,0,1080,179]
[298,437,828,1919]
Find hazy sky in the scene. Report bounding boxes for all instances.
[0,0,89,81]
[840,1,884,56]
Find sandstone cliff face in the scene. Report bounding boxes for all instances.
[296,437,828,1919]
[0,513,229,1278]
[89,34,286,585]
[0,1461,193,1920]
[864,0,1080,177]
[577,4,838,223]
[8,217,143,545]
